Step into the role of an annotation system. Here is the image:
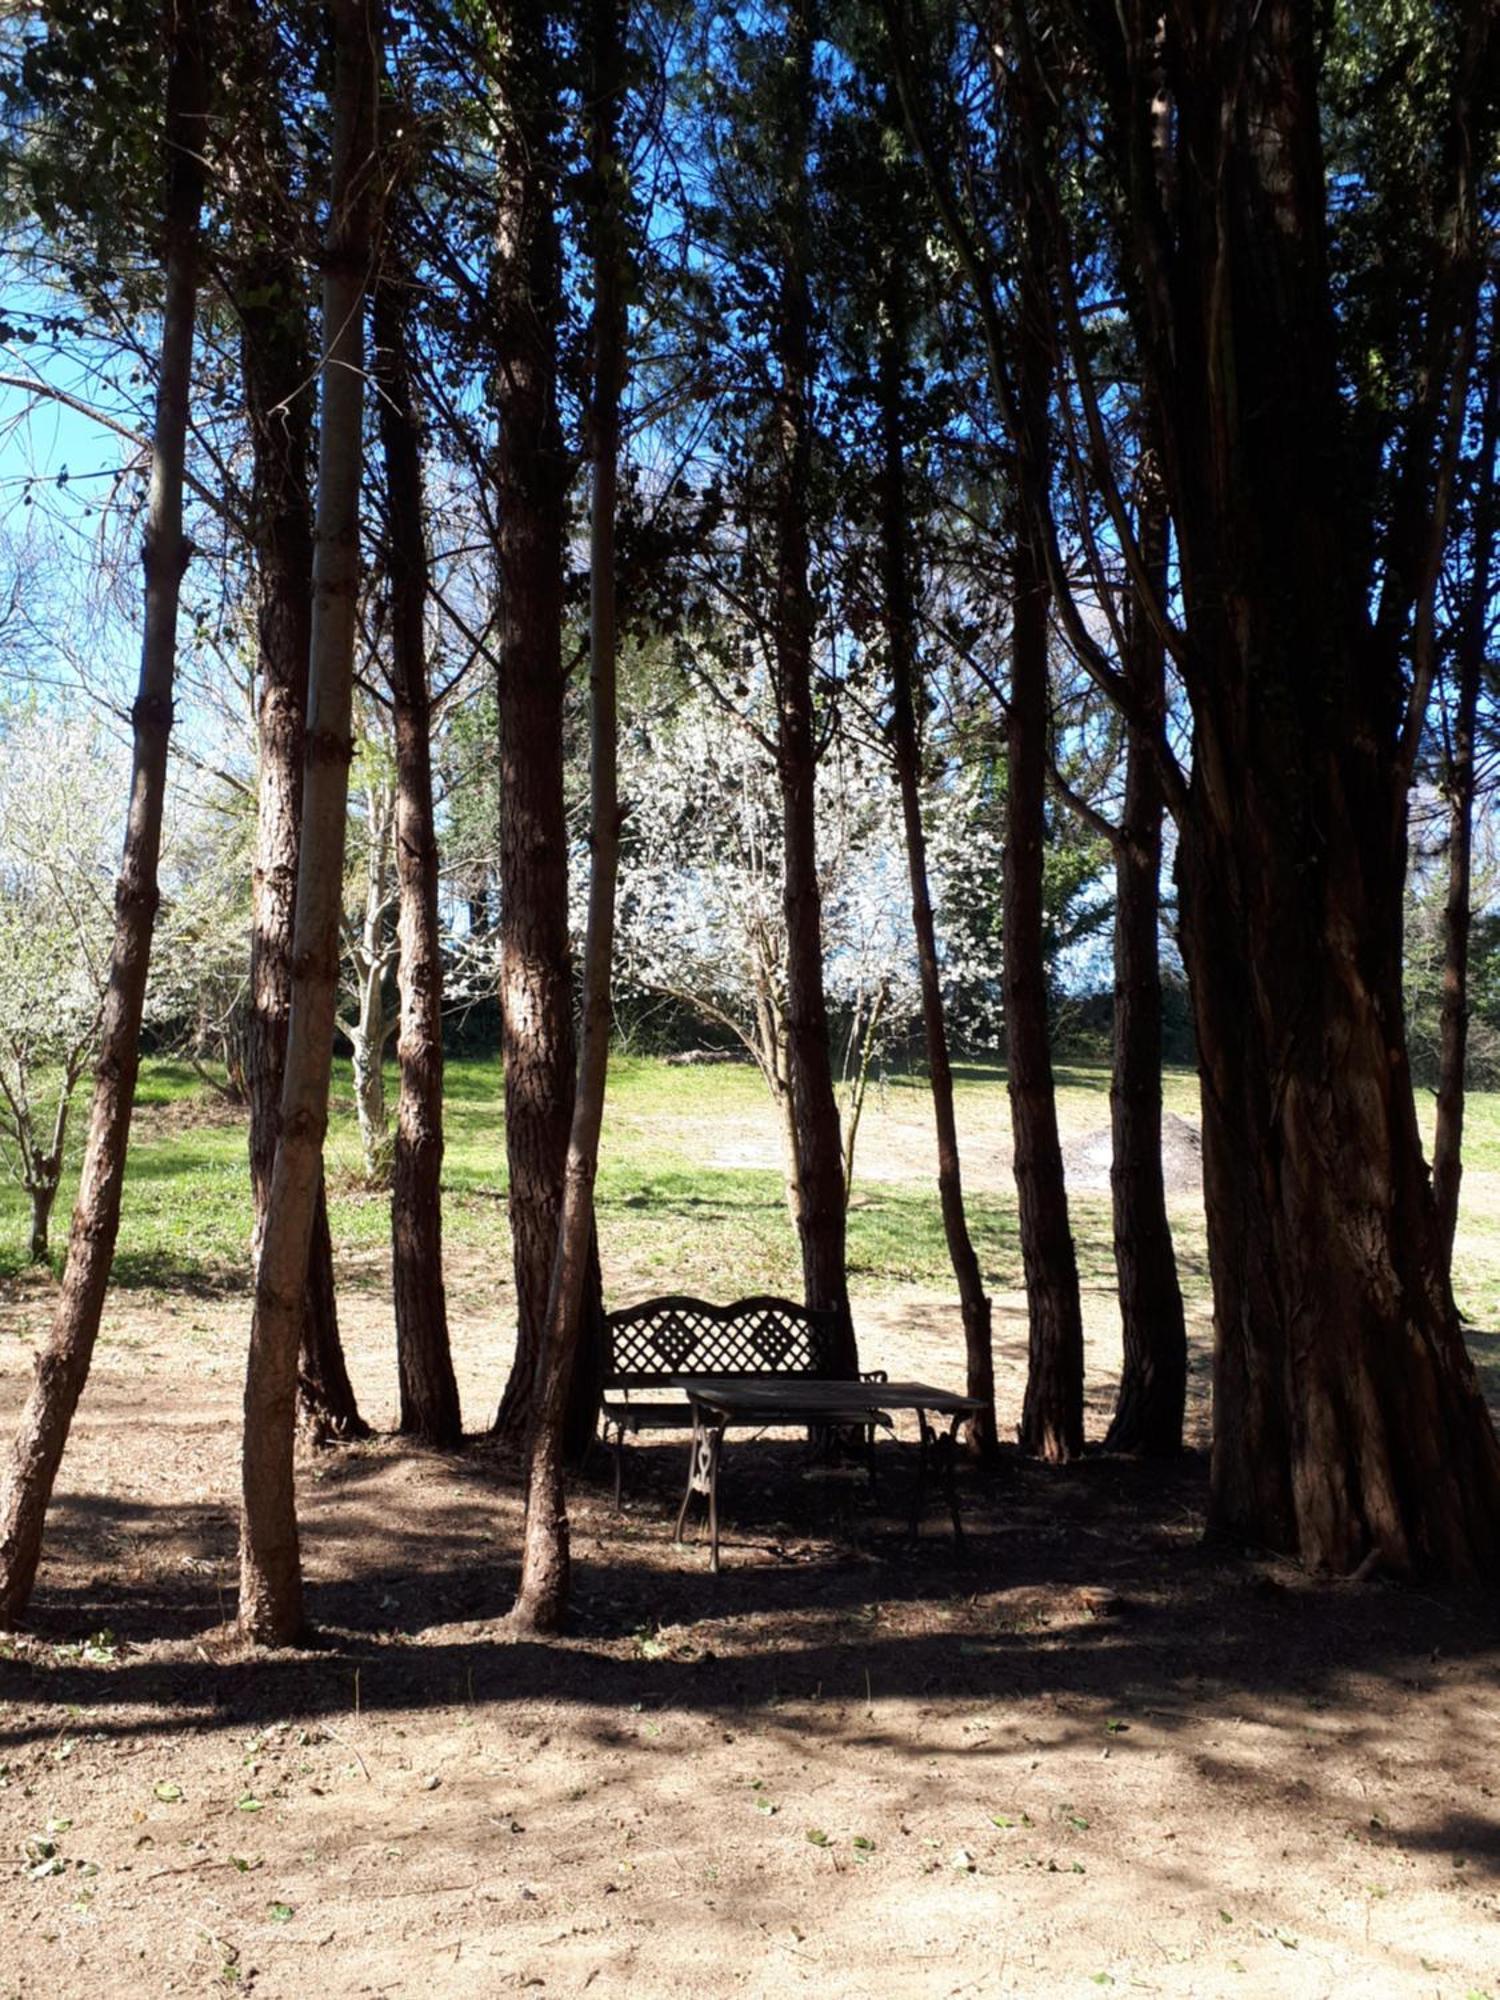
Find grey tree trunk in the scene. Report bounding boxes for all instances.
[512,0,627,1634]
[0,2,208,1628]
[239,0,379,1644]
[373,262,462,1449]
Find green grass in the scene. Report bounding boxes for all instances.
[3,1053,1500,1335]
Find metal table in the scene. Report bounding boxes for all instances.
[673,1376,986,1571]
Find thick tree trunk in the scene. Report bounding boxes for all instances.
[1104,463,1186,1456]
[1147,2,1500,1575]
[239,0,379,1644]
[0,4,207,1628]
[373,266,462,1449]
[489,0,605,1453]
[512,0,626,1633]
[876,294,997,1457]
[1433,305,1500,1271]
[769,0,857,1375]
[237,0,365,1446]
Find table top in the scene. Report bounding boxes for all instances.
[684,1376,985,1419]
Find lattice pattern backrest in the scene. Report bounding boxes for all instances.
[605,1294,842,1383]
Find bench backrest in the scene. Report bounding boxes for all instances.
[604,1294,843,1386]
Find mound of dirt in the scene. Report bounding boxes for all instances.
[1063,1108,1203,1196]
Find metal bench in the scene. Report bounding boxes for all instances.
[599,1293,877,1505]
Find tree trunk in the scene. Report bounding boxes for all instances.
[373,263,462,1449]
[27,1181,58,1268]
[489,0,606,1452]
[1104,459,1186,1456]
[237,0,365,1446]
[876,279,997,1457]
[1006,194,1084,1459]
[239,0,379,1644]
[1433,300,1500,1271]
[512,0,626,1633]
[0,3,207,1628]
[1147,2,1500,1575]
[769,0,857,1375]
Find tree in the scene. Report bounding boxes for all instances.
[488,0,606,1454]
[231,0,366,1445]
[0,710,120,1261]
[1012,0,1500,1571]
[239,0,380,1643]
[0,0,209,1627]
[372,230,462,1448]
[512,0,627,1632]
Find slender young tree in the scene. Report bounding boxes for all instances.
[373,250,463,1448]
[1102,456,1186,1455]
[232,0,367,1445]
[875,268,997,1457]
[239,0,380,1643]
[512,0,627,1634]
[0,0,208,1628]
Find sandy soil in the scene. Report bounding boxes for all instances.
[0,1101,1497,1998]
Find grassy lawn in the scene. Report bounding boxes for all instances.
[2,1050,1498,1334]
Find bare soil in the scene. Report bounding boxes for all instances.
[1,1173,1498,1995]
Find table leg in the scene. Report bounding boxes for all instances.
[675,1410,725,1567]
[937,1410,965,1550]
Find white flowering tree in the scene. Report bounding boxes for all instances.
[615,686,919,1206]
[0,708,124,1261]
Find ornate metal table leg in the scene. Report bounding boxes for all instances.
[675,1408,726,1566]
[937,1410,965,1550]
[613,1421,626,1511]
[911,1411,934,1539]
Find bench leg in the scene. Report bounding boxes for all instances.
[612,1422,626,1510]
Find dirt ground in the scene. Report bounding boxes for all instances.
[1,1105,1499,1997]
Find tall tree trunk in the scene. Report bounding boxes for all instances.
[0,2,207,1628]
[237,0,366,1447]
[28,1182,58,1268]
[1104,458,1186,1455]
[1007,173,1084,1459]
[770,0,857,1375]
[512,0,626,1633]
[373,264,462,1449]
[1433,299,1500,1271]
[876,279,997,1457]
[1147,2,1500,1575]
[239,0,379,1644]
[489,0,605,1453]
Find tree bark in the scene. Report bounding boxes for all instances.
[512,0,627,1633]
[373,263,462,1449]
[28,1181,58,1268]
[489,0,606,1454]
[1127,2,1500,1573]
[0,2,207,1628]
[876,276,997,1457]
[769,0,857,1375]
[1104,457,1186,1456]
[239,0,379,1644]
[1007,149,1084,1461]
[1433,298,1500,1271]
[236,0,366,1446]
